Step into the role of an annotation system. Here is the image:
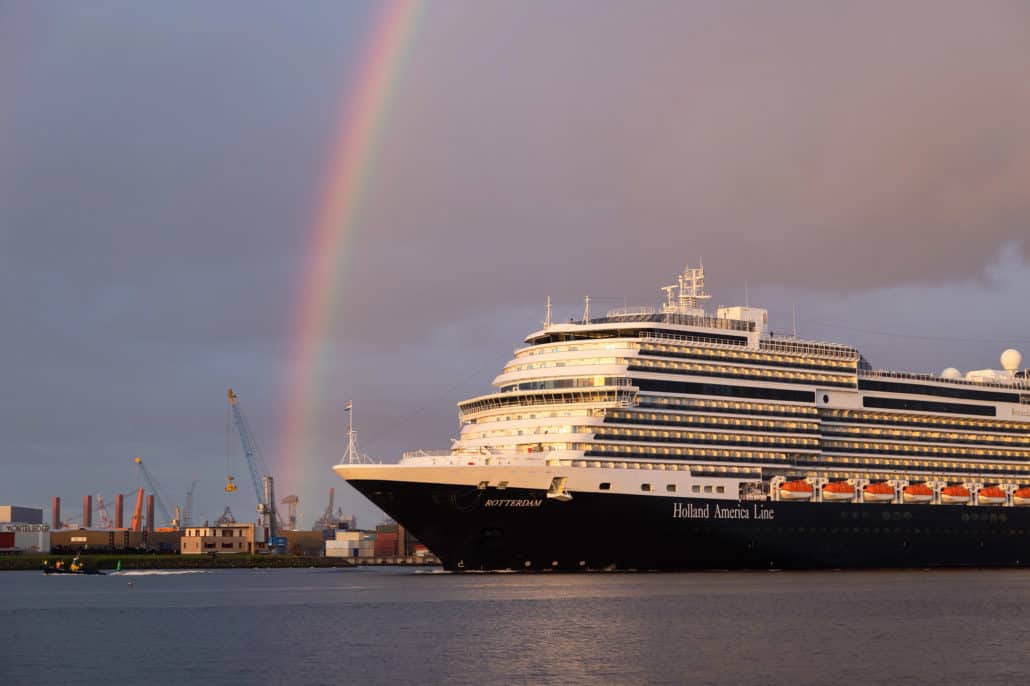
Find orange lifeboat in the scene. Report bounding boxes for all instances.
[1014,487,1030,507]
[822,481,855,501]
[903,483,933,504]
[941,485,971,505]
[779,480,814,500]
[863,482,895,503]
[978,486,1006,506]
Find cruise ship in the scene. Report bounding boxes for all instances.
[335,266,1030,571]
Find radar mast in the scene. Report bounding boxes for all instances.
[662,264,711,315]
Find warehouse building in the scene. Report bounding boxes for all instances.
[0,504,50,553]
[50,529,180,553]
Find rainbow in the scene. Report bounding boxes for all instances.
[279,1,422,485]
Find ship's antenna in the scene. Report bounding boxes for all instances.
[745,281,749,309]
[792,304,798,339]
[544,296,552,329]
[582,295,591,324]
[343,401,363,464]
[661,284,676,312]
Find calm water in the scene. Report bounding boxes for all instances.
[3,566,1029,685]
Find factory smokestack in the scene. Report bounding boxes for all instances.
[52,497,61,530]
[83,495,93,528]
[114,493,124,529]
[146,495,155,532]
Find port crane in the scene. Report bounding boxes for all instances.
[313,488,337,530]
[183,480,198,528]
[134,456,178,528]
[129,487,145,531]
[95,494,112,529]
[226,388,279,543]
[215,506,236,525]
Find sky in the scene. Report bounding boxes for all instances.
[2,1,1030,529]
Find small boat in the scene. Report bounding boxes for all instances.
[779,480,813,500]
[941,485,971,504]
[863,482,895,503]
[903,483,933,504]
[978,486,1007,506]
[822,481,855,501]
[42,557,104,576]
[1014,487,1030,507]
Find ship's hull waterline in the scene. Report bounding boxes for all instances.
[342,469,1030,572]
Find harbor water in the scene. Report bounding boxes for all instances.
[3,566,1029,685]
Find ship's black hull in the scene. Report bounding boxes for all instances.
[350,478,1030,571]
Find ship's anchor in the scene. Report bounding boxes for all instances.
[546,476,573,502]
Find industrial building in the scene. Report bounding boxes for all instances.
[181,523,256,554]
[50,529,181,553]
[283,530,326,556]
[0,505,50,554]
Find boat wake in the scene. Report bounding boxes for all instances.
[110,570,210,576]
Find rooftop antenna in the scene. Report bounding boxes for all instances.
[544,296,552,329]
[744,281,749,309]
[792,304,798,339]
[582,295,590,323]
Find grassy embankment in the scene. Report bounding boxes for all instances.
[0,554,355,571]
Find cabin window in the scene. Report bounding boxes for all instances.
[599,482,611,490]
[641,483,652,492]
[716,486,726,494]
[703,485,713,493]
[691,485,701,493]
[666,484,676,493]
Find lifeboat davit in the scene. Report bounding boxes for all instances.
[978,486,1006,506]
[1014,487,1030,507]
[822,481,855,501]
[941,485,971,504]
[903,483,933,504]
[863,482,895,502]
[779,480,814,500]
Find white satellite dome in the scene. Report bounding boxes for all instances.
[1001,349,1022,372]
[941,367,961,380]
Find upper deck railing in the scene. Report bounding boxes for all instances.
[639,331,859,361]
[561,312,755,332]
[759,337,860,360]
[860,369,1030,391]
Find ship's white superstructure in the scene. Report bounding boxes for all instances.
[362,265,1026,506]
[336,265,1030,571]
